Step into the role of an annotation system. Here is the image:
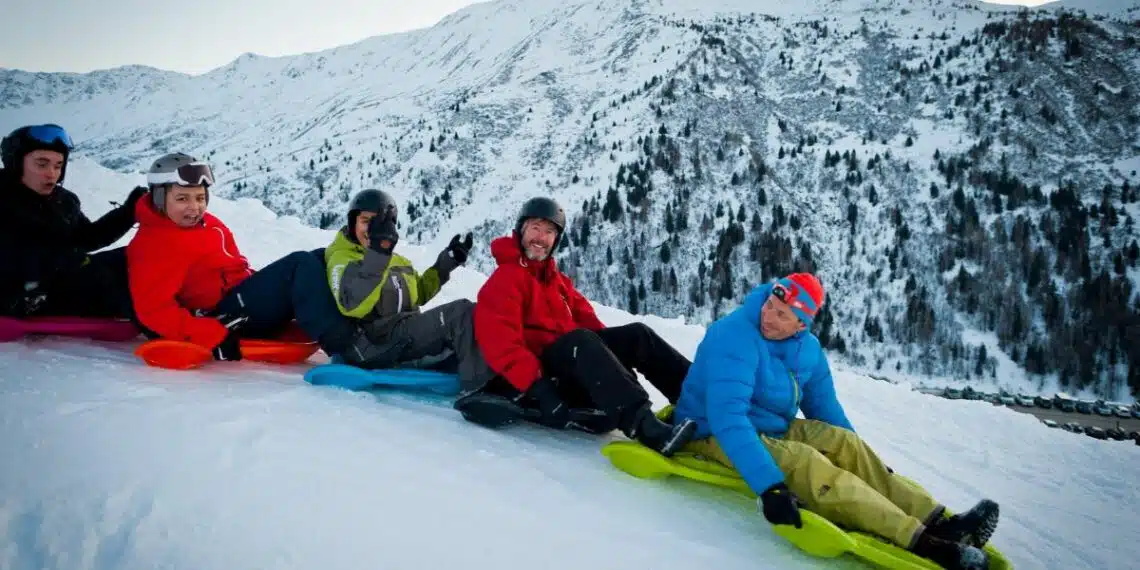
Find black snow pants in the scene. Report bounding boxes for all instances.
[476,322,691,431]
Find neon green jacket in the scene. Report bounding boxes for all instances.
[325,229,456,321]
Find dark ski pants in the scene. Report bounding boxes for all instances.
[535,322,692,426]
[358,299,498,393]
[214,249,356,355]
[37,247,137,320]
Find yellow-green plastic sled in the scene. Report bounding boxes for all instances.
[601,430,1012,570]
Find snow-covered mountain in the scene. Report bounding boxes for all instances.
[2,0,1139,400]
[1,157,1137,570]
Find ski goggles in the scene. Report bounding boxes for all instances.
[771,282,817,317]
[25,124,74,149]
[146,162,215,187]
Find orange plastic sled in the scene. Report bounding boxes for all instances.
[134,325,319,370]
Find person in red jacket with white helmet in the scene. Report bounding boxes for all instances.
[126,152,391,365]
[463,196,696,456]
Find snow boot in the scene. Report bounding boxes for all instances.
[621,403,697,457]
[454,391,526,429]
[927,499,1000,548]
[911,530,990,570]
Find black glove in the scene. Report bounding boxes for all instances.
[367,215,399,254]
[445,233,474,265]
[3,283,49,318]
[758,482,803,529]
[523,376,569,428]
[209,312,249,361]
[212,330,243,361]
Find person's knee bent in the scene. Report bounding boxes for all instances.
[283,250,327,283]
[562,327,603,345]
[787,446,831,474]
[283,250,319,268]
[449,298,474,313]
[441,298,475,321]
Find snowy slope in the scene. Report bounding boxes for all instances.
[2,159,1138,570]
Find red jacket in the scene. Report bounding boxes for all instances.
[474,235,605,391]
[126,199,254,348]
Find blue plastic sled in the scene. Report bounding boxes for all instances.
[303,363,461,396]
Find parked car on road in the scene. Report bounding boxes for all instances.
[1062,422,1083,433]
[1033,396,1053,409]
[1106,427,1130,441]
[1085,426,1108,440]
[1076,401,1093,414]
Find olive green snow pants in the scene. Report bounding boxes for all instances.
[684,419,944,548]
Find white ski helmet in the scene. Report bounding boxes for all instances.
[146,152,214,212]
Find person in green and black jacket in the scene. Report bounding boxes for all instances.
[325,189,496,391]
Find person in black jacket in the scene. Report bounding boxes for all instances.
[0,124,146,319]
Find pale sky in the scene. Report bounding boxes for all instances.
[0,0,1052,75]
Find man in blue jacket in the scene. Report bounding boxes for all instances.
[673,273,999,570]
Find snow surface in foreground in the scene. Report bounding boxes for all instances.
[2,159,1138,570]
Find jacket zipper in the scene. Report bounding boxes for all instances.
[391,274,404,313]
[789,371,800,419]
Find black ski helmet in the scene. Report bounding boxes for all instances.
[1,124,74,184]
[515,197,567,252]
[347,189,398,232]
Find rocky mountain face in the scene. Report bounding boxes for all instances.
[2,0,1139,398]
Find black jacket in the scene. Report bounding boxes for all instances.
[0,168,135,296]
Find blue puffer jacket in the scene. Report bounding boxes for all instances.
[673,283,854,496]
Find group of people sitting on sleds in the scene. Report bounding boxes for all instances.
[0,123,998,570]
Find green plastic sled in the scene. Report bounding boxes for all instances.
[601,435,1013,570]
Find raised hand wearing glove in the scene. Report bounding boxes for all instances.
[758,482,803,529]
[445,233,474,265]
[367,215,399,254]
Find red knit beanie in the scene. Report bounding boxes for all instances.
[773,273,825,326]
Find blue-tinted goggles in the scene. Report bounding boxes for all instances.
[26,124,74,149]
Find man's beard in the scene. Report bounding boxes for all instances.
[524,243,549,261]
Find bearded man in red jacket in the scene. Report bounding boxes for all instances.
[461,197,696,456]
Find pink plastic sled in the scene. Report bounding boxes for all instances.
[0,316,141,343]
